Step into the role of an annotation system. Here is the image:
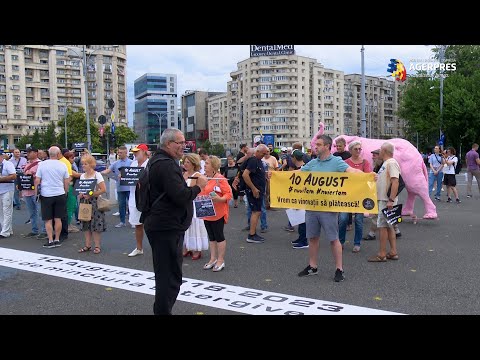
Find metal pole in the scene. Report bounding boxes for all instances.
[64,107,68,148]
[439,45,445,150]
[360,45,367,138]
[83,45,91,151]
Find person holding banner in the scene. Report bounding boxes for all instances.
[368,142,401,262]
[199,156,232,272]
[78,154,107,254]
[298,135,362,282]
[126,144,149,257]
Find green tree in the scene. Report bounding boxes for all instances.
[398,45,480,154]
[210,143,225,157]
[31,129,42,148]
[56,108,102,151]
[15,133,33,150]
[198,139,212,154]
[103,124,138,148]
[42,122,59,150]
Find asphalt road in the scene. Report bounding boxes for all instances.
[1,174,479,315]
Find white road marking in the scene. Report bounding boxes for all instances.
[0,247,402,315]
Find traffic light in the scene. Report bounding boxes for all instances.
[107,99,115,109]
[387,59,397,74]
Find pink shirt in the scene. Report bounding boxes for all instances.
[22,159,41,196]
[345,158,372,173]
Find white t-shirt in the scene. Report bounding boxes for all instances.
[200,159,206,175]
[36,160,70,197]
[0,159,16,194]
[444,156,458,175]
[128,158,149,208]
[376,158,401,201]
[108,154,116,164]
[80,171,105,191]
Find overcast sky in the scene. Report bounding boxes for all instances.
[126,45,436,126]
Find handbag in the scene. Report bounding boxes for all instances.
[96,195,111,212]
[78,199,93,221]
[387,174,405,198]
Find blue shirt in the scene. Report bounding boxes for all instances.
[109,157,132,192]
[428,153,443,172]
[301,154,349,173]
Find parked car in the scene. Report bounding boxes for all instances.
[91,153,108,172]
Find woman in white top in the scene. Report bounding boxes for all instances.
[78,154,107,254]
[443,147,461,203]
[182,153,209,260]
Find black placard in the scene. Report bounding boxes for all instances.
[17,174,34,191]
[74,142,87,152]
[74,179,97,196]
[193,196,216,218]
[381,204,403,225]
[120,167,144,186]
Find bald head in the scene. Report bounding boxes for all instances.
[48,146,61,159]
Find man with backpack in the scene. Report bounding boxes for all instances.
[141,128,208,315]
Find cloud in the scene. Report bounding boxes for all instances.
[126,45,435,126]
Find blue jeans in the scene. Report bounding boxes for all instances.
[24,195,45,234]
[117,191,130,224]
[428,171,443,197]
[247,197,267,230]
[339,212,364,246]
[13,188,20,208]
[297,222,307,243]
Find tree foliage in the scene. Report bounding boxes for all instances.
[398,45,480,155]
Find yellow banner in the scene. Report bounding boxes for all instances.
[270,171,378,213]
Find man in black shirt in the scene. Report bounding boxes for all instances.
[267,143,279,160]
[143,128,208,315]
[243,144,269,243]
[236,143,249,166]
[333,137,352,161]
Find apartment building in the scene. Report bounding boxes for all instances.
[219,51,345,151]
[133,73,178,144]
[0,45,127,149]
[208,93,228,146]
[344,74,405,138]
[181,90,225,148]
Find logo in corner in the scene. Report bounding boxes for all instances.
[387,59,407,82]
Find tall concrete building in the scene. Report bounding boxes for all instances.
[133,73,178,144]
[0,45,127,149]
[344,74,405,138]
[219,48,345,152]
[208,93,228,146]
[181,90,225,148]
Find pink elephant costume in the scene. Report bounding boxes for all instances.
[310,123,437,219]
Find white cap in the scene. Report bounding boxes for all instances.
[281,147,287,152]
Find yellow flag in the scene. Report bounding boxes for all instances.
[270,171,378,214]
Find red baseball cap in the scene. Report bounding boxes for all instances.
[132,144,148,152]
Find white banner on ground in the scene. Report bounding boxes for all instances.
[0,247,402,315]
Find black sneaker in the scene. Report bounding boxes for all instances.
[334,268,345,282]
[446,198,452,203]
[246,234,265,243]
[395,232,402,238]
[283,226,295,232]
[291,238,302,245]
[467,195,472,198]
[363,234,376,240]
[43,241,56,248]
[298,265,318,277]
[456,198,461,203]
[53,240,62,247]
[25,219,31,224]
[37,233,48,240]
[292,242,309,249]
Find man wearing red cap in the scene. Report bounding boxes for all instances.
[127,144,149,257]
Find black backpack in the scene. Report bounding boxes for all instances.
[135,156,166,214]
[455,157,462,174]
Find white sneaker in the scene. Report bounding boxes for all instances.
[128,248,143,257]
[131,224,136,229]
[113,212,120,216]
[115,222,126,228]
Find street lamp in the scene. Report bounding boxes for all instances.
[62,45,119,151]
[148,111,168,143]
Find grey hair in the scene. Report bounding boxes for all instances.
[348,140,362,151]
[160,128,183,148]
[255,144,268,153]
[48,146,61,158]
[381,142,395,155]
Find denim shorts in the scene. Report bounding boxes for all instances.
[305,211,339,241]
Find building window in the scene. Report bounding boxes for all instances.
[12,65,19,71]
[11,75,20,80]
[11,55,19,61]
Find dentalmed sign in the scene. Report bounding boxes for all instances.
[250,45,295,57]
